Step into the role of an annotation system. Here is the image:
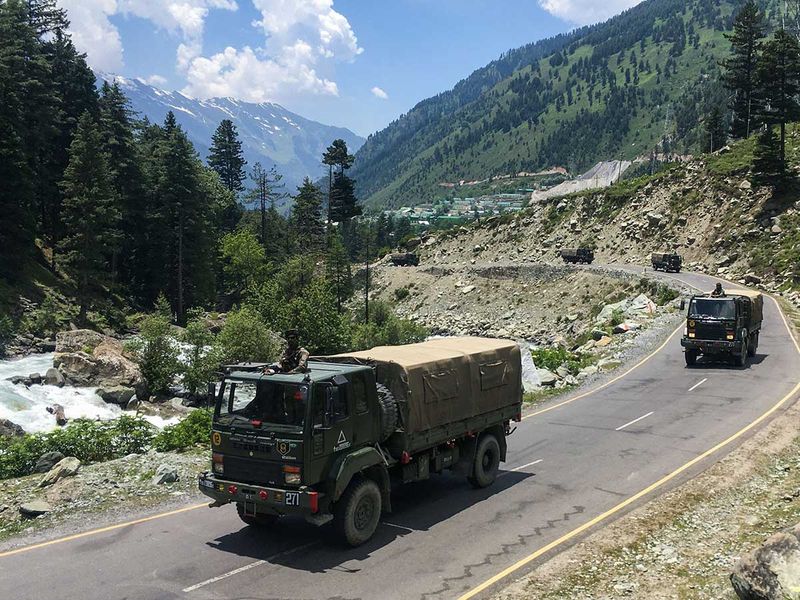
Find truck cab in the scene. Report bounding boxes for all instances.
[680,290,763,367]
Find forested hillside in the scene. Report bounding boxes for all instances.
[352,0,784,208]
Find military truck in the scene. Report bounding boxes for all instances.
[651,253,682,273]
[389,252,419,267]
[681,289,763,367]
[198,337,522,546]
[560,248,595,264]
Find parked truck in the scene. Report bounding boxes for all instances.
[560,248,595,264]
[651,252,682,273]
[389,252,420,267]
[198,337,522,546]
[681,288,763,367]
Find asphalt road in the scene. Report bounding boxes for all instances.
[1,270,799,600]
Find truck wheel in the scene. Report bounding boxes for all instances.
[334,478,382,547]
[685,350,698,366]
[236,503,279,527]
[738,340,749,367]
[468,433,501,489]
[376,383,398,442]
[748,333,758,357]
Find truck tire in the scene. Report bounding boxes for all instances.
[468,433,501,489]
[738,339,749,367]
[376,383,398,442]
[685,350,698,366]
[334,478,382,547]
[236,503,279,527]
[748,333,759,357]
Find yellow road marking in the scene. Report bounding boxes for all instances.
[0,503,207,559]
[460,276,800,600]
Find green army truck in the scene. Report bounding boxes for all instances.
[198,337,522,546]
[651,253,682,273]
[389,252,420,266]
[681,289,764,367]
[560,248,595,264]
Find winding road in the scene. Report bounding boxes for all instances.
[1,269,799,600]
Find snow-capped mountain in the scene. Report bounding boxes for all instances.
[99,74,365,192]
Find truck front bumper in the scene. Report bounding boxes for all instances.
[681,338,740,354]
[198,472,325,516]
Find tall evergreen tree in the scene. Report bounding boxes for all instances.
[57,112,119,322]
[325,232,352,313]
[721,0,765,139]
[752,125,784,184]
[757,29,800,165]
[322,139,355,223]
[704,106,726,153]
[247,162,285,253]
[291,178,325,252]
[208,119,246,194]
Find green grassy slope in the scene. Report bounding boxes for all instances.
[353,0,783,209]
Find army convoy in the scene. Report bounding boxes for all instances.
[199,338,522,546]
[651,253,682,273]
[559,248,595,264]
[681,287,763,367]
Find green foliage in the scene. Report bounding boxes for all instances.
[609,308,626,327]
[286,278,350,354]
[0,314,15,356]
[216,306,282,364]
[208,119,247,194]
[219,229,268,294]
[351,300,428,351]
[127,314,180,396]
[152,409,212,453]
[394,287,410,301]
[752,126,784,183]
[21,295,67,338]
[291,178,325,252]
[530,346,595,376]
[181,317,222,396]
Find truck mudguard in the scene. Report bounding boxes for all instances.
[330,446,388,501]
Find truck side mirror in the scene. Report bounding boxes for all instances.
[680,299,686,311]
[207,382,216,399]
[324,387,338,428]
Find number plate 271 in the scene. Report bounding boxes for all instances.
[285,492,300,506]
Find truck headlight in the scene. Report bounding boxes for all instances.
[688,332,696,338]
[212,453,224,474]
[283,465,301,484]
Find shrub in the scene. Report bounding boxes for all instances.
[394,287,410,301]
[351,300,428,351]
[610,308,626,327]
[22,296,63,338]
[127,314,180,396]
[216,306,282,364]
[153,410,212,452]
[0,315,15,357]
[181,318,222,396]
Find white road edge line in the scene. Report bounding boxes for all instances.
[182,541,318,593]
[688,378,708,392]
[615,411,654,432]
[509,459,543,472]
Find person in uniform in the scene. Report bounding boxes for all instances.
[711,283,726,297]
[270,329,309,374]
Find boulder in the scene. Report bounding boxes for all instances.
[97,386,135,406]
[152,463,179,485]
[29,372,42,385]
[0,419,25,437]
[43,367,65,387]
[46,404,68,426]
[646,212,665,227]
[595,336,613,348]
[731,526,800,600]
[34,451,65,474]
[54,330,144,392]
[744,273,763,286]
[19,500,52,518]
[38,457,81,487]
[536,369,558,387]
[626,294,657,318]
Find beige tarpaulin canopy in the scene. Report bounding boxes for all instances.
[327,337,522,434]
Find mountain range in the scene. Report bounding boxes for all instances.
[99,74,365,193]
[350,0,783,209]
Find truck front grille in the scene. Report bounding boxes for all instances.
[695,322,727,341]
[222,456,283,487]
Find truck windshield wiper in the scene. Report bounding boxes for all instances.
[216,413,251,425]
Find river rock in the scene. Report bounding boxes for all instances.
[731,526,800,600]
[98,386,135,406]
[44,367,65,387]
[38,457,81,488]
[34,451,65,473]
[47,404,68,426]
[537,369,558,387]
[152,463,179,485]
[54,330,144,393]
[19,500,52,518]
[0,419,25,437]
[29,372,42,385]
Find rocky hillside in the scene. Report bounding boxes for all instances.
[409,135,800,309]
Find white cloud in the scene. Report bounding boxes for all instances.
[538,0,643,26]
[141,74,168,86]
[58,0,123,72]
[183,0,361,102]
[371,86,388,100]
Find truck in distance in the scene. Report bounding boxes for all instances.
[651,252,682,273]
[198,337,522,546]
[681,288,763,367]
[389,252,419,266]
[560,248,595,264]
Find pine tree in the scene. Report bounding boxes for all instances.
[57,112,119,322]
[208,119,246,195]
[752,126,783,184]
[291,178,325,253]
[704,106,726,153]
[325,232,353,313]
[757,29,800,165]
[721,1,764,139]
[247,162,285,253]
[322,139,355,223]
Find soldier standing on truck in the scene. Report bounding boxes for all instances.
[264,330,309,374]
[711,283,726,297]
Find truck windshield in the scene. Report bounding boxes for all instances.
[216,380,308,428]
[689,298,736,320]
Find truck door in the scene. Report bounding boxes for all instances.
[312,382,354,457]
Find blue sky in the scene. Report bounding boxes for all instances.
[59,0,642,137]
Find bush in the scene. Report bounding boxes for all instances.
[22,296,64,338]
[0,314,15,357]
[351,300,428,351]
[216,306,282,364]
[153,409,212,453]
[610,308,626,327]
[394,287,410,301]
[181,318,222,396]
[127,314,180,396]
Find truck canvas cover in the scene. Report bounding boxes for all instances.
[327,338,521,434]
[729,289,764,324]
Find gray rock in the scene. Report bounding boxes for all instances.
[772,225,783,234]
[744,273,763,285]
[731,526,800,600]
[536,369,558,387]
[19,500,52,518]
[97,386,135,406]
[0,419,25,437]
[6,375,26,385]
[38,457,81,487]
[152,464,179,485]
[43,367,65,387]
[29,372,42,385]
[34,451,65,473]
